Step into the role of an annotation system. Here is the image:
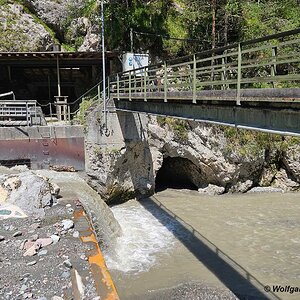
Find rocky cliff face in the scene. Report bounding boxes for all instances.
[0,2,55,51]
[85,104,300,203]
[0,0,100,52]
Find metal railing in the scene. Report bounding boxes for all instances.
[0,100,37,126]
[109,28,300,105]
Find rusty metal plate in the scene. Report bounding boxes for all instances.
[0,137,85,170]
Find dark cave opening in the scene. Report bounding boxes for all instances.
[155,157,199,192]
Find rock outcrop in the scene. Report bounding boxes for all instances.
[0,2,54,51]
[85,104,300,203]
[0,0,99,52]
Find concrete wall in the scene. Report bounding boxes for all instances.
[0,125,85,170]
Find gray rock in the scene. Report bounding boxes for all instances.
[80,254,87,260]
[30,234,39,241]
[72,231,79,238]
[61,219,74,231]
[67,208,74,214]
[50,234,60,244]
[248,187,284,193]
[272,169,300,192]
[26,260,37,266]
[283,145,300,182]
[1,171,55,218]
[0,235,4,241]
[38,250,48,256]
[20,284,28,292]
[61,271,70,279]
[198,184,225,195]
[52,296,64,300]
[13,231,22,237]
[229,180,253,193]
[63,259,72,269]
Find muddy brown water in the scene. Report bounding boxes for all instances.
[105,189,300,300]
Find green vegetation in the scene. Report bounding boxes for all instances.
[76,98,95,127]
[157,116,189,141]
[223,127,300,158]
[3,0,300,56]
[103,0,300,58]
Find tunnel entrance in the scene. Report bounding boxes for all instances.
[155,157,200,192]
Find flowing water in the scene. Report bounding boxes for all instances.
[104,189,300,300]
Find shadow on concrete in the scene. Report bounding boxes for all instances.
[116,111,155,199]
[139,195,280,300]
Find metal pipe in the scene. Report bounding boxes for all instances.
[0,91,15,99]
[101,0,107,128]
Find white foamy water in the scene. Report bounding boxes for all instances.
[104,199,177,274]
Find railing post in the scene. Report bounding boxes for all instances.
[68,104,71,122]
[164,62,167,102]
[193,55,197,104]
[134,72,137,94]
[271,46,277,88]
[50,103,53,122]
[144,67,147,102]
[98,83,101,101]
[236,43,242,106]
[221,53,228,90]
[129,72,132,101]
[117,74,120,101]
[26,101,29,126]
[107,76,110,100]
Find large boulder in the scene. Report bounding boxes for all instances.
[0,171,58,217]
[271,169,300,192]
[283,145,300,183]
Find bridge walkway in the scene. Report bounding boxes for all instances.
[105,28,300,136]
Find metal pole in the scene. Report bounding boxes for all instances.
[101,0,107,128]
[56,55,61,97]
[236,43,242,106]
[130,28,134,53]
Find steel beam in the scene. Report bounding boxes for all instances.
[114,100,300,136]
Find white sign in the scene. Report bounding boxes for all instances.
[122,53,149,76]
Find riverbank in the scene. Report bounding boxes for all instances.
[0,168,119,300]
[106,189,300,300]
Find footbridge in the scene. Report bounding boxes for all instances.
[107,28,300,136]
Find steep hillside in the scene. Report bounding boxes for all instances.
[1,0,299,55]
[0,1,55,51]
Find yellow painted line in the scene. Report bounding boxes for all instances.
[74,209,120,300]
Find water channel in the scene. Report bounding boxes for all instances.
[104,189,300,300]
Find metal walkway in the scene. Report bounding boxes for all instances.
[105,28,300,136]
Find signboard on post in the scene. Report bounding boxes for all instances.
[122,53,149,76]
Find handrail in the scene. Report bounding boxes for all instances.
[69,80,103,105]
[0,91,15,100]
[112,27,300,76]
[70,27,300,119]
[108,27,300,106]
